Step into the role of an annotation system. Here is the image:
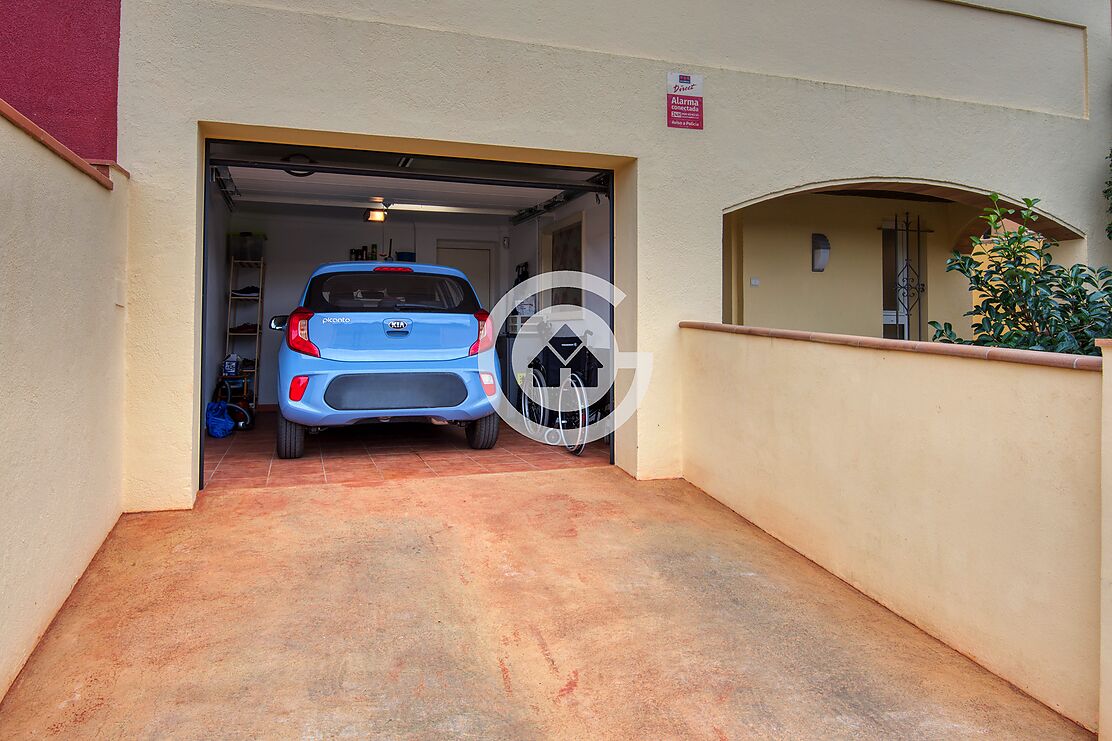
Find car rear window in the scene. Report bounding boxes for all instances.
[303,271,481,313]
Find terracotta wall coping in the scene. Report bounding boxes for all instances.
[88,159,130,179]
[0,97,113,190]
[679,321,1103,372]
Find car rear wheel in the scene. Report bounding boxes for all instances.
[276,413,306,459]
[466,412,500,450]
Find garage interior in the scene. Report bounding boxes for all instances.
[201,141,613,489]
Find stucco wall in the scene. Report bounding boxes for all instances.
[680,325,1101,729]
[0,118,127,696]
[116,0,1111,508]
[736,194,980,338]
[0,0,122,160]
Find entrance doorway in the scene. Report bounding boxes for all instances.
[436,241,495,309]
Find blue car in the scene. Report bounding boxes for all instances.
[269,262,500,458]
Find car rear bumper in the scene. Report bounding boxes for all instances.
[276,353,499,427]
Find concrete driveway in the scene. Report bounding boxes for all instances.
[0,468,1088,739]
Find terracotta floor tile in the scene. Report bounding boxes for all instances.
[269,460,325,474]
[207,476,268,489]
[229,438,275,447]
[219,455,273,467]
[427,462,487,476]
[376,468,435,479]
[321,455,372,466]
[380,468,437,480]
[475,458,535,469]
[380,462,435,473]
[523,451,580,462]
[368,449,423,459]
[320,451,368,460]
[213,463,272,477]
[367,450,415,458]
[222,444,272,453]
[529,458,590,471]
[424,450,472,459]
[326,471,384,485]
[265,474,327,487]
[202,413,613,489]
[324,464,382,478]
[369,453,424,466]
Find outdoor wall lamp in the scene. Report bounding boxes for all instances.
[812,233,831,272]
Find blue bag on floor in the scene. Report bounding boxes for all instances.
[206,401,235,438]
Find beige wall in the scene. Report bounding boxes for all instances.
[734,194,981,338]
[217,0,1089,117]
[115,0,1111,508]
[0,119,128,695]
[680,326,1101,729]
[1101,341,1112,734]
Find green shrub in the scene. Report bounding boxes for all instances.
[929,195,1112,355]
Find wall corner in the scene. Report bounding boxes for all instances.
[1098,339,1112,735]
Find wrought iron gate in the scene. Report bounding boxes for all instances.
[883,212,926,341]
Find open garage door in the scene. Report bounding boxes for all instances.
[200,141,614,491]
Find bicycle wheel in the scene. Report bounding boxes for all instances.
[557,372,588,456]
[520,367,548,438]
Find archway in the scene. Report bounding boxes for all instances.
[720,180,1084,341]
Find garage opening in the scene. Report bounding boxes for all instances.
[200,140,614,489]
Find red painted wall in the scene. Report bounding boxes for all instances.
[0,0,121,161]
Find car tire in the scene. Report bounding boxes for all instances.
[466,412,500,450]
[276,412,306,459]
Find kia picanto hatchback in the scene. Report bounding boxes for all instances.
[270,262,500,458]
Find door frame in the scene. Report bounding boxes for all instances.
[435,240,497,309]
[198,134,622,491]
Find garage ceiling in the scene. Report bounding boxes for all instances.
[223,167,564,215]
[208,141,609,221]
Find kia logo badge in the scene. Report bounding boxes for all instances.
[387,319,409,330]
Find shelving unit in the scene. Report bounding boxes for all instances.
[224,257,266,409]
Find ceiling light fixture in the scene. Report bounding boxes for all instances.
[364,197,388,222]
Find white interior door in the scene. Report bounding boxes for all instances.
[437,241,494,309]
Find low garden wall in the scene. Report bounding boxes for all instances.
[0,101,127,698]
[679,321,1102,730]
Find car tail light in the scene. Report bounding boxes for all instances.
[479,372,497,396]
[289,375,310,402]
[286,307,320,357]
[469,310,494,356]
[373,266,413,272]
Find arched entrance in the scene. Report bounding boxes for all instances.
[721,179,1084,341]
